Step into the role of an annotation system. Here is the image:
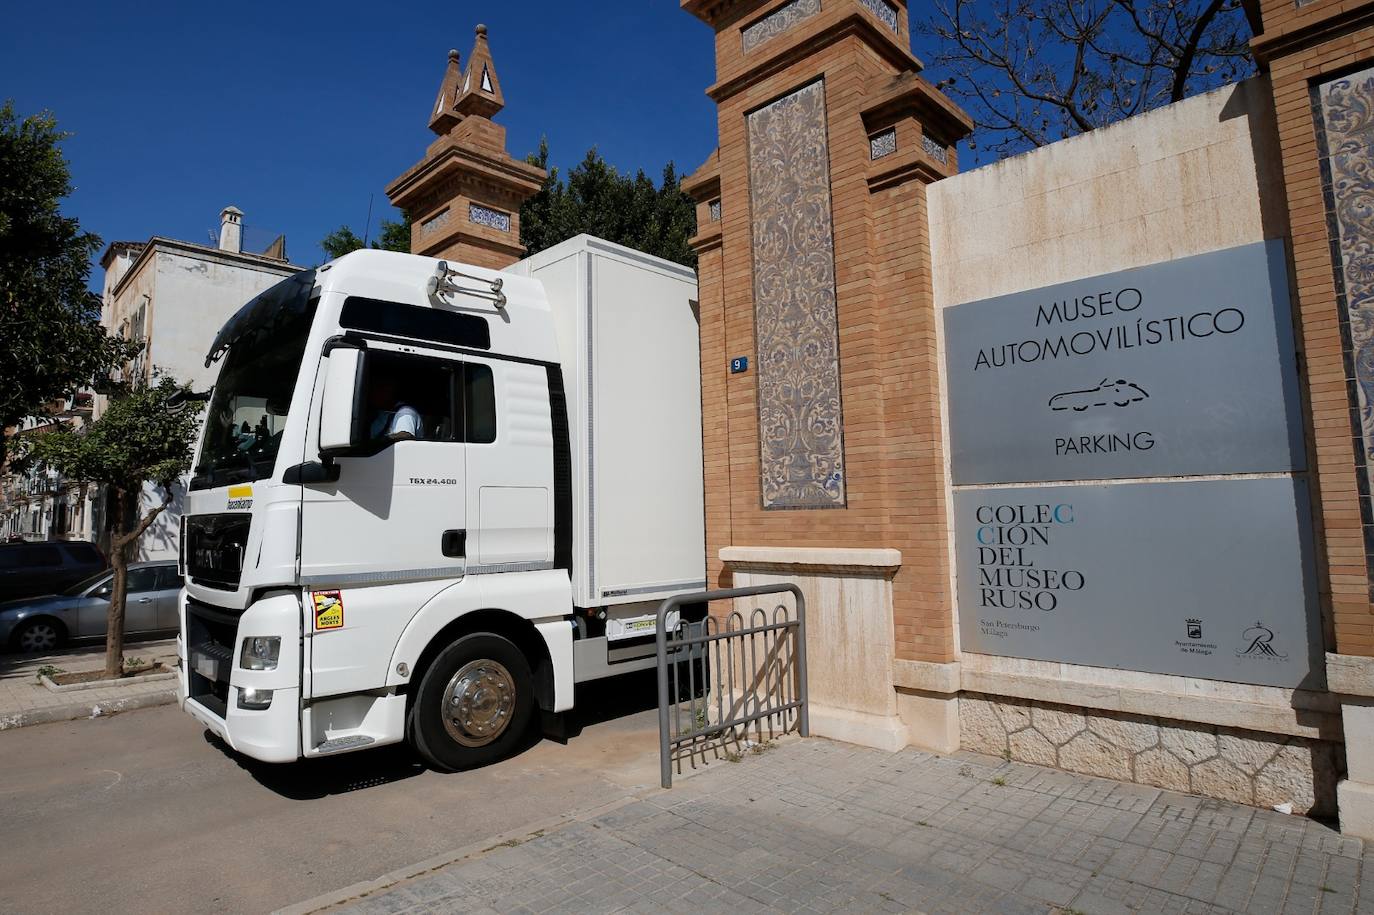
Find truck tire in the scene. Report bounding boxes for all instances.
[409,633,535,772]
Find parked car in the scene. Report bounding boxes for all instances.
[0,540,108,603]
[1,561,181,653]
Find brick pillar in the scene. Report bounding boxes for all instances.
[385,26,545,270]
[1251,0,1374,837]
[682,0,971,750]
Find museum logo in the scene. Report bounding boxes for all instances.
[1236,621,1287,661]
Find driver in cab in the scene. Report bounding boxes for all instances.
[368,375,423,442]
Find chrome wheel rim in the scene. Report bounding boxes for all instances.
[441,659,516,747]
[19,622,58,653]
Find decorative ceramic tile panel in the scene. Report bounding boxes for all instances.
[709,199,722,221]
[870,127,897,160]
[747,79,846,509]
[922,134,948,165]
[741,0,821,52]
[858,0,899,33]
[1314,66,1374,594]
[421,208,451,234]
[469,203,511,232]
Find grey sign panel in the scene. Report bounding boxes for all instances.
[943,240,1305,485]
[954,478,1321,689]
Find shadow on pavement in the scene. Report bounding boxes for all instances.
[0,634,178,681]
[205,730,429,799]
[203,668,663,799]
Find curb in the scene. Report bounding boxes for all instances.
[40,670,178,694]
[0,686,178,731]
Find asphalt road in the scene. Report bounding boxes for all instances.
[0,673,664,914]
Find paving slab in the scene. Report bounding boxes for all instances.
[0,636,178,729]
[293,738,1374,915]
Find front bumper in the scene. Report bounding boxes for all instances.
[179,591,302,764]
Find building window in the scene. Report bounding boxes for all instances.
[922,134,949,165]
[708,199,722,221]
[468,204,511,233]
[741,0,821,52]
[421,208,451,234]
[858,0,899,33]
[870,128,897,160]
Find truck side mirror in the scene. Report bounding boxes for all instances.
[319,345,366,457]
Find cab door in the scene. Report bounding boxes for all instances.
[299,345,468,697]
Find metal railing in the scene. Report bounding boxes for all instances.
[655,584,809,788]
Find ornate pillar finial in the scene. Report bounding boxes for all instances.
[428,47,464,136]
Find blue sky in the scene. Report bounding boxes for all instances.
[0,1,725,276]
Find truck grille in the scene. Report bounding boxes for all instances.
[185,513,250,590]
[186,598,240,718]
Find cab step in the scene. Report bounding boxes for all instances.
[315,734,375,754]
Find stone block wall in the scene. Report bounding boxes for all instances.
[960,693,1342,816]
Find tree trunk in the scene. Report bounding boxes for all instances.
[105,485,174,679]
[104,487,128,679]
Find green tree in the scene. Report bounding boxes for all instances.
[0,101,134,456]
[325,142,699,269]
[320,213,413,261]
[520,140,697,267]
[21,374,200,677]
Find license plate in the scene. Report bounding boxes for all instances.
[193,652,218,680]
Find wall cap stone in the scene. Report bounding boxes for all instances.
[1327,653,1374,698]
[721,546,902,574]
[962,652,1341,741]
[893,658,961,694]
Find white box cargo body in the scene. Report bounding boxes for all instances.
[508,235,705,609]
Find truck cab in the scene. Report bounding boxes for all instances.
[178,237,703,770]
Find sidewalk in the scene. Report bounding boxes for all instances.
[297,739,1373,915]
[0,637,179,730]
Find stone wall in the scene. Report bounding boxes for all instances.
[928,75,1287,310]
[960,693,1341,816]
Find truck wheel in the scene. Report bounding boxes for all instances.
[409,633,535,772]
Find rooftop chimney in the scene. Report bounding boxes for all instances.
[219,206,243,253]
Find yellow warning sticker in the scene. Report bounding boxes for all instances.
[311,590,344,630]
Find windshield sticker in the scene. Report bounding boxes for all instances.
[312,590,344,630]
[226,485,253,511]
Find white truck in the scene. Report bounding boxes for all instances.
[178,235,705,770]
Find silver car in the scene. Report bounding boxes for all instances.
[0,561,182,653]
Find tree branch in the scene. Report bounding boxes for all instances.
[112,486,173,550]
[1171,0,1229,100]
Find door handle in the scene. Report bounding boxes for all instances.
[441,530,466,558]
[137,597,153,603]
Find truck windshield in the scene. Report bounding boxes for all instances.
[191,272,317,490]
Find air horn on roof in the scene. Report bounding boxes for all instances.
[426,261,506,310]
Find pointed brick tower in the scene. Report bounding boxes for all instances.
[387,25,545,269]
[428,48,465,136]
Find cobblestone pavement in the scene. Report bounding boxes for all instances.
[0,636,177,729]
[320,739,1373,915]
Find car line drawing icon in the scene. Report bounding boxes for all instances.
[1048,378,1149,412]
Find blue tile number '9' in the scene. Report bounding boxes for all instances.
[730,356,749,374]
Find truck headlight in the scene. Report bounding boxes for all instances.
[237,687,274,711]
[240,636,281,670]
